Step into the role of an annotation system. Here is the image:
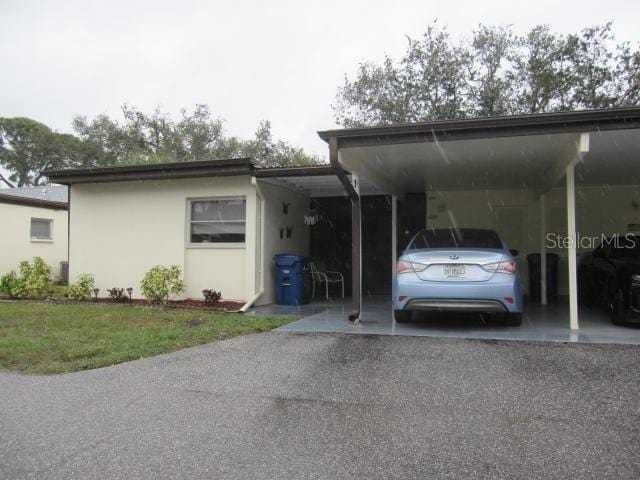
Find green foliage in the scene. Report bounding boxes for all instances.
[0,117,96,187]
[140,265,186,304]
[66,274,95,300]
[334,22,640,126]
[0,257,52,298]
[19,257,53,297]
[72,105,320,169]
[202,289,222,304]
[107,288,129,303]
[0,271,24,298]
[1,105,320,188]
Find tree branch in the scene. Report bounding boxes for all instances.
[0,173,15,188]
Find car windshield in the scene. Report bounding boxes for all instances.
[409,228,503,250]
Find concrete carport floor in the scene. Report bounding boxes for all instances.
[249,296,640,345]
[314,108,640,334]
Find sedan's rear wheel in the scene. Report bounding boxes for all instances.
[394,310,412,323]
[578,276,591,306]
[504,313,522,327]
[610,289,627,326]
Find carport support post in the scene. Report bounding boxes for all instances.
[540,194,547,305]
[566,163,579,330]
[329,136,362,321]
[392,195,397,302]
[352,195,362,321]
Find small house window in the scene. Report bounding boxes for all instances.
[189,198,246,244]
[31,218,52,240]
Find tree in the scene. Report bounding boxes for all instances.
[334,25,472,126]
[73,105,320,168]
[0,118,102,186]
[566,23,618,109]
[0,173,14,188]
[334,22,640,126]
[470,25,514,116]
[509,26,564,113]
[0,118,52,187]
[235,120,319,168]
[614,41,640,105]
[1,106,320,186]
[1,118,66,186]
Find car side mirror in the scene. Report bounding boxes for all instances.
[509,249,519,257]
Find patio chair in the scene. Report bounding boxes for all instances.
[308,262,345,300]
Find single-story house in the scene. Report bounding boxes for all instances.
[45,107,640,330]
[0,185,69,280]
[45,160,311,306]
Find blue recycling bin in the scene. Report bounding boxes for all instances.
[274,254,309,306]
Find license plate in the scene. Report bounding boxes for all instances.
[443,264,466,277]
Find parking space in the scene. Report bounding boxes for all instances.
[250,296,640,345]
[257,110,640,340]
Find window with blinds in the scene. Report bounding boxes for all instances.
[189,198,246,244]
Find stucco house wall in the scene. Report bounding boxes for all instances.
[70,176,257,301]
[0,202,68,278]
[426,185,640,295]
[257,180,310,306]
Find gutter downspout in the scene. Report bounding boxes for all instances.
[238,177,266,313]
[329,137,361,322]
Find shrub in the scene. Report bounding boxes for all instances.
[19,257,52,297]
[0,257,52,298]
[140,265,186,304]
[107,287,129,303]
[66,274,95,300]
[0,271,25,298]
[202,289,222,304]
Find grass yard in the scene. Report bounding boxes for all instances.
[0,302,292,374]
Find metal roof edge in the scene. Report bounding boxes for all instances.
[43,158,257,185]
[317,107,640,143]
[0,193,68,210]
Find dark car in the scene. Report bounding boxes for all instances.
[578,234,640,324]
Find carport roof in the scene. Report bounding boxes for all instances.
[317,107,640,147]
[316,107,640,194]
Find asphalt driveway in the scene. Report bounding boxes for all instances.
[1,332,640,479]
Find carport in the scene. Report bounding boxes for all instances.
[312,107,640,331]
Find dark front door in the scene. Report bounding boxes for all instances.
[310,193,426,298]
[362,196,392,295]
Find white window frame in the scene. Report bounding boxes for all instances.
[186,196,247,249]
[30,217,53,242]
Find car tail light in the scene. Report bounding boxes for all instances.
[482,260,517,274]
[397,260,427,274]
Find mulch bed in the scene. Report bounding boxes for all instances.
[94,298,245,311]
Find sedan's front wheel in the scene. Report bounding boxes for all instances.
[394,310,412,323]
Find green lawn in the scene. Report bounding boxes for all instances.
[0,302,292,374]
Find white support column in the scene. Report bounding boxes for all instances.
[540,193,547,305]
[391,195,398,302]
[566,163,579,330]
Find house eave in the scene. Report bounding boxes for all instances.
[254,165,334,178]
[43,158,257,185]
[0,193,68,210]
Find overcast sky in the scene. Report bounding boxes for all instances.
[1,0,639,161]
